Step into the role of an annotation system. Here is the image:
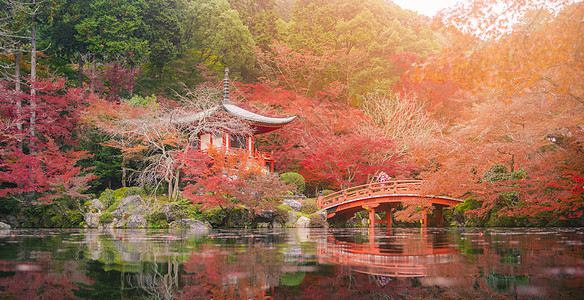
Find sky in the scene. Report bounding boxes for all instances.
[391,0,462,17]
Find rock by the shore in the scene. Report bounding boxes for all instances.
[111,195,147,219]
[6,216,18,228]
[125,215,147,228]
[294,216,310,228]
[0,222,11,229]
[283,199,302,212]
[84,213,100,228]
[87,199,106,213]
[170,219,211,230]
[158,203,177,222]
[286,211,298,227]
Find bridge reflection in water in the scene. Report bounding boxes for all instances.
[318,228,458,278]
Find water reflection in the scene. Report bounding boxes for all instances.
[0,228,582,299]
[318,228,458,278]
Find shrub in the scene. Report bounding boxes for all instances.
[172,198,203,220]
[0,197,20,215]
[113,187,143,198]
[99,189,116,208]
[277,204,292,211]
[309,213,326,228]
[146,212,169,229]
[301,199,318,214]
[280,172,306,194]
[99,212,114,224]
[202,207,226,227]
[321,190,335,197]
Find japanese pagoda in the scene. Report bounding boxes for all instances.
[173,68,296,171]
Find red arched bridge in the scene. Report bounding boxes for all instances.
[317,180,463,227]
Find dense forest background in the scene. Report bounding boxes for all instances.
[1,0,583,227]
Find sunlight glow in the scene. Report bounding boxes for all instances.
[391,0,461,17]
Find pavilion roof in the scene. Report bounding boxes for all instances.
[172,68,296,134]
[172,101,296,134]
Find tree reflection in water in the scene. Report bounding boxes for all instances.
[0,228,583,299]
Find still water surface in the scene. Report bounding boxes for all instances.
[0,227,583,299]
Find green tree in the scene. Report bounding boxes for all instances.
[141,0,186,75]
[280,172,306,194]
[183,0,256,80]
[227,0,280,50]
[73,0,150,64]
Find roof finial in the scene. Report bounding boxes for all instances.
[223,67,230,103]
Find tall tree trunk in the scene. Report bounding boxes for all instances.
[168,178,173,200]
[172,171,180,199]
[15,47,23,152]
[121,155,127,188]
[29,20,37,150]
[15,48,21,92]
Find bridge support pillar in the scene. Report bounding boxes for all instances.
[368,207,376,228]
[435,206,444,227]
[386,208,393,228]
[422,207,428,228]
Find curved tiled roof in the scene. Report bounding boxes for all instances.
[172,101,296,134]
[222,102,297,125]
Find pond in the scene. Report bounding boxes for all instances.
[0,227,583,299]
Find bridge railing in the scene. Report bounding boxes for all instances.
[317,180,423,209]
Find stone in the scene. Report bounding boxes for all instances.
[286,211,298,227]
[257,222,270,228]
[0,222,11,229]
[6,215,19,228]
[283,199,302,212]
[170,219,211,230]
[87,199,106,213]
[316,209,327,221]
[125,215,147,228]
[159,203,177,222]
[111,195,146,219]
[294,216,310,228]
[84,213,100,228]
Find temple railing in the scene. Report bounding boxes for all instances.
[317,180,423,209]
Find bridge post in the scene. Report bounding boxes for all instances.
[368,207,375,228]
[435,206,444,227]
[386,208,393,228]
[422,207,428,228]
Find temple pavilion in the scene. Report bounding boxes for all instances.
[173,68,296,171]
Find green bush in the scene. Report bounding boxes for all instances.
[321,190,335,197]
[280,172,306,194]
[146,212,169,229]
[113,187,143,198]
[301,199,318,214]
[0,197,20,215]
[202,207,226,226]
[99,189,116,208]
[277,204,292,211]
[173,198,203,220]
[309,213,326,228]
[99,212,114,224]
